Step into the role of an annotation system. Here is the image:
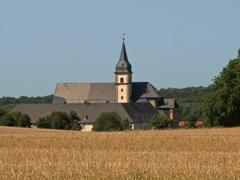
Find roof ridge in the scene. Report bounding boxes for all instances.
[57,82,115,84]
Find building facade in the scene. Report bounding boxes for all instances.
[15,40,178,131]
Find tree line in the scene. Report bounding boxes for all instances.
[0,95,53,105]
[159,86,210,123]
[0,110,169,131]
[1,50,240,128]
[160,50,240,127]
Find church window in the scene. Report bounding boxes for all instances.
[121,89,123,92]
[121,96,124,100]
[120,77,124,83]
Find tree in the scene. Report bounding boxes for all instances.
[18,114,32,127]
[0,113,18,126]
[0,108,6,120]
[149,114,169,129]
[0,95,53,105]
[37,117,52,129]
[0,111,31,127]
[204,50,240,127]
[68,111,81,130]
[93,112,125,131]
[36,111,81,130]
[184,113,198,128]
[159,86,209,121]
[50,111,70,129]
[121,118,131,130]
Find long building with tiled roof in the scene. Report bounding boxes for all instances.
[15,40,178,131]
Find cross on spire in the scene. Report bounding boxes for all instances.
[122,33,126,41]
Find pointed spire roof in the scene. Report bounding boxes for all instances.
[115,41,132,74]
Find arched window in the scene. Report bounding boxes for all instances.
[120,77,124,83]
[121,96,124,100]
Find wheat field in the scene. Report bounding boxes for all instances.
[0,127,240,179]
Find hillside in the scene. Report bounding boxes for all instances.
[159,86,210,120]
[0,95,53,114]
[0,87,210,121]
[0,95,53,105]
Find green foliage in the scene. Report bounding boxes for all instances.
[36,111,81,130]
[68,111,81,130]
[149,114,169,129]
[121,119,131,130]
[0,108,7,120]
[93,112,130,131]
[159,87,209,121]
[0,111,31,127]
[0,96,53,119]
[0,113,18,126]
[0,95,53,105]
[37,117,52,129]
[50,111,70,129]
[18,114,32,127]
[204,53,240,127]
[182,104,201,128]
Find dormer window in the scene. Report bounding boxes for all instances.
[83,115,88,120]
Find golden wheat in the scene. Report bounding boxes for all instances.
[0,126,240,179]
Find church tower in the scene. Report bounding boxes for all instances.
[115,40,132,103]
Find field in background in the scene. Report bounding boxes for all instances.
[0,127,240,179]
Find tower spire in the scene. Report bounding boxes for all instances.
[115,38,132,73]
[115,38,133,103]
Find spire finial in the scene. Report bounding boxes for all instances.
[122,33,126,41]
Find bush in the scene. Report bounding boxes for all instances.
[0,113,18,126]
[50,111,70,129]
[37,117,52,129]
[68,111,81,130]
[18,114,32,127]
[149,114,169,129]
[0,108,6,120]
[36,111,81,130]
[0,111,31,127]
[184,113,198,128]
[121,119,131,130]
[93,112,130,131]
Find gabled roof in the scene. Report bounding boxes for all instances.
[159,98,177,109]
[14,103,157,124]
[132,82,160,101]
[53,83,116,104]
[115,41,132,74]
[53,82,160,104]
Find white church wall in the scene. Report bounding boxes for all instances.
[81,124,93,132]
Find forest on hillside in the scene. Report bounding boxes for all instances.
[159,86,210,121]
[0,87,210,121]
[0,95,53,105]
[0,95,53,114]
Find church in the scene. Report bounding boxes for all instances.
[15,40,178,131]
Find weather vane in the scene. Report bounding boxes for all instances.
[122,33,126,41]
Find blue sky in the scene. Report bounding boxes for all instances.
[0,0,240,97]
